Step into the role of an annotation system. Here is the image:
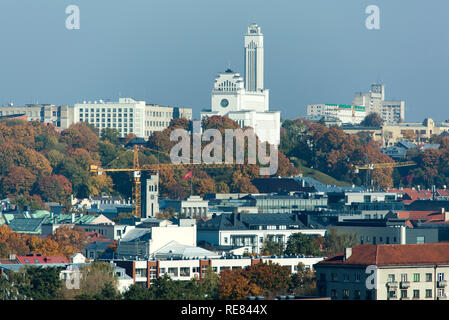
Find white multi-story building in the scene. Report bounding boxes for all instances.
[353,84,405,123]
[201,24,281,146]
[307,104,366,125]
[0,104,73,129]
[73,98,192,138]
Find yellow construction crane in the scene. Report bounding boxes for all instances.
[353,161,417,173]
[89,145,236,218]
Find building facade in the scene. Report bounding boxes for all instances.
[201,24,281,146]
[307,104,366,125]
[352,84,405,123]
[315,243,449,300]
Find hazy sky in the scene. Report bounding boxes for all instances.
[1,0,449,121]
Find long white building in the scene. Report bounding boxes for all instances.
[307,104,366,125]
[201,24,281,146]
[73,98,192,138]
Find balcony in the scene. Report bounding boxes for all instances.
[400,281,410,289]
[437,280,447,288]
[387,281,398,289]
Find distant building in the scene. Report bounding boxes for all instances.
[382,118,449,146]
[352,84,405,124]
[315,243,449,300]
[74,98,192,139]
[307,104,366,125]
[197,212,326,254]
[113,255,324,288]
[160,195,209,218]
[201,24,281,146]
[117,219,196,259]
[0,104,71,129]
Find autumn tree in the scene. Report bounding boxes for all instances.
[35,175,72,204]
[1,166,37,197]
[218,269,261,300]
[245,261,292,299]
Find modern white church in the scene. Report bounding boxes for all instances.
[201,24,281,146]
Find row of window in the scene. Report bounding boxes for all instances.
[79,108,134,113]
[146,120,170,127]
[389,289,440,299]
[388,272,444,282]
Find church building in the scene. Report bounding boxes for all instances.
[201,24,281,146]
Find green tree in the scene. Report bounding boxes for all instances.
[261,239,284,256]
[324,228,359,256]
[123,284,154,300]
[101,128,121,145]
[285,233,323,256]
[289,263,316,296]
[360,112,384,127]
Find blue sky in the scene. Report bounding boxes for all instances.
[1,0,448,121]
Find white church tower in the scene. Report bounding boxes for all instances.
[245,24,264,92]
[201,23,280,146]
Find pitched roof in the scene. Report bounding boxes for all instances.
[16,255,69,264]
[197,213,309,231]
[317,243,449,267]
[7,218,45,233]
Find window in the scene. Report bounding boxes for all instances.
[331,289,337,299]
[388,291,396,299]
[426,273,432,282]
[343,289,350,299]
[438,288,445,297]
[354,290,361,300]
[366,290,373,300]
[413,273,420,282]
[159,268,165,274]
[168,268,178,277]
[438,273,445,281]
[401,274,408,282]
[331,273,338,281]
[426,289,432,298]
[180,267,190,277]
[401,290,408,299]
[413,290,420,299]
[388,274,395,282]
[416,236,425,244]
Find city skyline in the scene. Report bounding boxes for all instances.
[1,0,449,122]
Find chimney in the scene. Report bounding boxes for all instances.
[400,226,406,244]
[344,248,352,261]
[442,208,449,222]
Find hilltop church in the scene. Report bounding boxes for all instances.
[201,24,281,146]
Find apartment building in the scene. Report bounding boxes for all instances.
[315,243,449,300]
[114,255,324,288]
[353,84,405,123]
[0,104,72,129]
[73,98,192,138]
[197,212,326,254]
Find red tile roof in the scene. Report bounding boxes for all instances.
[318,243,449,266]
[16,255,69,264]
[394,210,449,224]
[388,188,433,204]
[86,231,112,242]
